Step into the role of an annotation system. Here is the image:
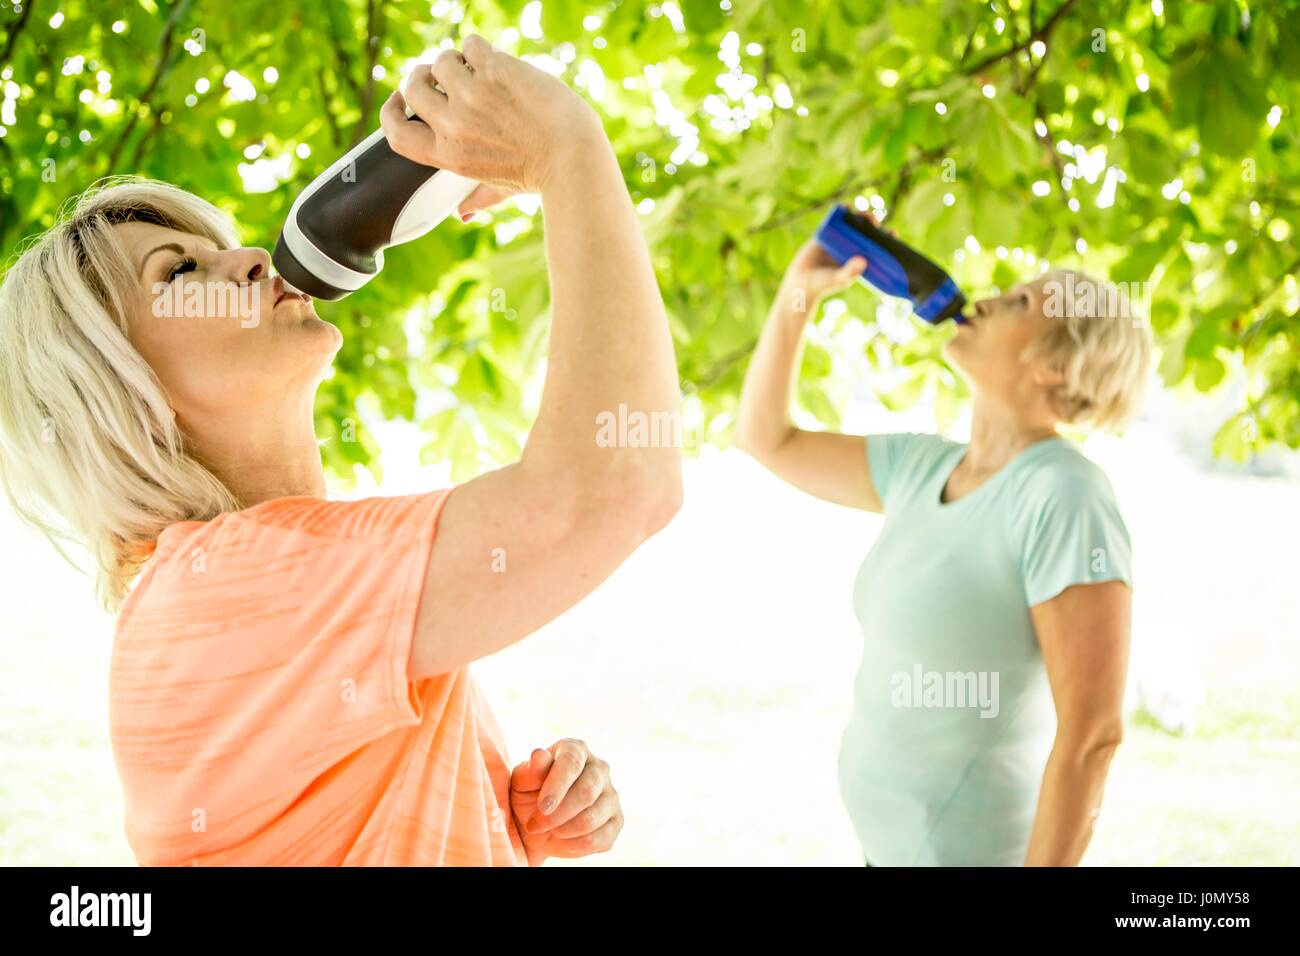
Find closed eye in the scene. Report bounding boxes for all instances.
[166,255,198,282]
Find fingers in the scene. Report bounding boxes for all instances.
[380,89,439,163]
[457,183,515,222]
[510,747,553,792]
[528,751,609,832]
[543,816,622,858]
[858,209,898,237]
[461,33,494,70]
[401,64,447,125]
[548,787,618,839]
[429,47,473,95]
[838,255,868,282]
[535,738,590,818]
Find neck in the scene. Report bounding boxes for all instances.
[180,396,327,508]
[964,397,1059,475]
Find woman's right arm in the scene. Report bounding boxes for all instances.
[380,37,683,680]
[735,238,884,512]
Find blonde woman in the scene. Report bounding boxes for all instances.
[0,37,682,865]
[736,221,1153,866]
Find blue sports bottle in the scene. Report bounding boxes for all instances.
[813,204,967,324]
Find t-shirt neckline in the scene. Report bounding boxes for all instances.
[935,435,1067,509]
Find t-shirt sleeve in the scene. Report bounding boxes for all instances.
[112,489,455,808]
[865,431,950,512]
[1017,463,1133,607]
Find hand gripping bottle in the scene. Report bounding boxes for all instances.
[814,205,967,324]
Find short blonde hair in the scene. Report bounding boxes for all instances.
[0,176,243,611]
[1025,268,1154,432]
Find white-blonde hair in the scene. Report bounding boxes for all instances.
[0,176,243,611]
[1025,268,1155,432]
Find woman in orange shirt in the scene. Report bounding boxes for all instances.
[0,36,683,865]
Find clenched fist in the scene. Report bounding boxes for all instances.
[380,33,606,219]
[509,738,624,866]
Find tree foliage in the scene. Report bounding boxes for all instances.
[2,0,1297,480]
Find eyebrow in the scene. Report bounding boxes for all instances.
[138,242,187,280]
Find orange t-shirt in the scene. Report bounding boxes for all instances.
[109,489,529,866]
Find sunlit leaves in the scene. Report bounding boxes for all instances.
[1,0,1298,481]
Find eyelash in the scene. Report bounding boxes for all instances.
[166,256,198,282]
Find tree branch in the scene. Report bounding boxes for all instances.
[1240,254,1300,338]
[128,108,166,170]
[317,66,343,149]
[106,0,195,171]
[885,145,949,210]
[963,0,1080,75]
[324,4,363,105]
[0,0,35,72]
[349,0,387,146]
[748,173,873,235]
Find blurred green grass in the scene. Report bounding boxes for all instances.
[1088,689,1300,866]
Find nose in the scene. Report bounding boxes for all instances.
[974,297,993,318]
[211,246,271,285]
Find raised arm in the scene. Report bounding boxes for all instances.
[735,237,882,511]
[379,37,682,680]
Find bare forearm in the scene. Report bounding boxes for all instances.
[736,283,808,455]
[1024,740,1120,866]
[525,136,681,500]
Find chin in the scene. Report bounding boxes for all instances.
[942,340,976,382]
[284,307,343,346]
[306,318,345,362]
[941,337,962,367]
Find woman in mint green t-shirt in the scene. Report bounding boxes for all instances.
[736,221,1153,866]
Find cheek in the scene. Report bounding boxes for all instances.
[985,319,1040,366]
[129,303,266,406]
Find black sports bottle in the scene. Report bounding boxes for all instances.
[272,109,478,300]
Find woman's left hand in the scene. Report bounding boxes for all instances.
[509,738,623,864]
[781,238,867,306]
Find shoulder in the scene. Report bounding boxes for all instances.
[1011,440,1119,506]
[866,431,963,510]
[1004,440,1130,550]
[1005,441,1135,603]
[222,489,454,540]
[868,430,963,473]
[116,490,453,632]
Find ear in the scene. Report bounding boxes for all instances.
[1029,362,1066,389]
[1026,355,1072,424]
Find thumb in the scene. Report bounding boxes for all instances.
[836,255,867,286]
[457,183,514,222]
[510,747,554,793]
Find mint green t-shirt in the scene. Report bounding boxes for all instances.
[839,432,1133,866]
